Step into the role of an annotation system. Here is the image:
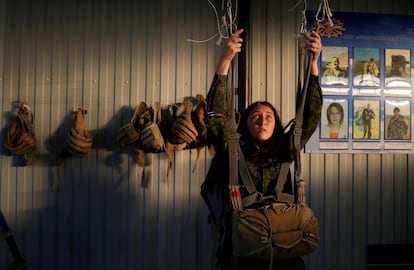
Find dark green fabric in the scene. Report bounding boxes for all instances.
[206,74,229,152]
[301,75,323,146]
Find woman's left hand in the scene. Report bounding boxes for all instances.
[305,31,322,60]
[305,31,322,75]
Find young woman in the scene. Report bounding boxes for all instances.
[321,102,348,139]
[203,29,323,269]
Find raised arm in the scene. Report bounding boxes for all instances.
[215,29,244,75]
[205,29,244,152]
[301,31,323,145]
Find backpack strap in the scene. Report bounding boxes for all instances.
[292,38,314,204]
[228,60,243,211]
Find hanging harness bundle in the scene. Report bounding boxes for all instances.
[64,108,93,157]
[55,108,93,190]
[4,102,36,158]
[164,97,206,180]
[170,99,199,145]
[139,102,165,153]
[117,102,149,147]
[134,102,165,187]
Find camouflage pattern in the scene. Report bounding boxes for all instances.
[206,75,229,152]
[387,115,409,139]
[244,153,282,194]
[301,75,323,146]
[205,74,322,195]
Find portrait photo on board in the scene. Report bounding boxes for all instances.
[353,48,380,87]
[320,99,348,139]
[353,99,380,139]
[385,48,411,88]
[321,46,349,86]
[385,100,411,140]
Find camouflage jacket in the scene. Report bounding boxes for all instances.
[204,73,322,201]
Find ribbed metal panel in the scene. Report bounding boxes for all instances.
[1,0,414,270]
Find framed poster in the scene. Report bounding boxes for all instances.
[305,12,414,153]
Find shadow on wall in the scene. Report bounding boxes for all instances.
[3,172,147,270]
[45,106,142,190]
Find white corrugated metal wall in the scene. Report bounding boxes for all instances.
[0,0,413,270]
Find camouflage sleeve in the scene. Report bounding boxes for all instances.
[206,74,229,152]
[206,74,228,114]
[301,75,323,146]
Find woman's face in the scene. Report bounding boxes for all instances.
[328,106,342,125]
[247,104,275,143]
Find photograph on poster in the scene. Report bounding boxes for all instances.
[320,99,348,139]
[321,46,349,86]
[385,48,411,88]
[384,100,411,140]
[353,48,380,87]
[353,100,380,140]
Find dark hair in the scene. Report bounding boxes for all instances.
[237,101,289,161]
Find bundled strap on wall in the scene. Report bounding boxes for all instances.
[4,101,36,165]
[56,108,93,190]
[117,102,149,147]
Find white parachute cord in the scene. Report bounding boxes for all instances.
[227,0,238,34]
[186,0,238,45]
[289,0,308,34]
[315,0,334,27]
[185,0,221,43]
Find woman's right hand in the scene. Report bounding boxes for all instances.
[216,29,244,75]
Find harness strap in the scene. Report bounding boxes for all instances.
[293,40,314,204]
[237,144,256,194]
[228,59,243,211]
[236,34,313,207]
